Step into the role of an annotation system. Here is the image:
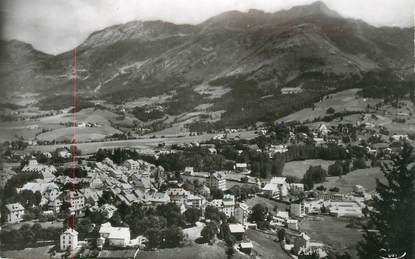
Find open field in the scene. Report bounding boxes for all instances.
[246,229,291,259]
[36,126,122,142]
[27,131,257,154]
[0,245,54,259]
[319,167,385,193]
[300,216,362,258]
[283,159,334,178]
[278,88,415,135]
[0,120,63,142]
[135,244,228,259]
[278,88,381,123]
[0,108,125,142]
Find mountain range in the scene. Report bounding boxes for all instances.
[1,1,412,126]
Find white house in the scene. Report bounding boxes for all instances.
[48,199,63,213]
[5,203,25,224]
[391,134,408,142]
[281,87,303,95]
[262,177,289,199]
[228,223,245,241]
[64,191,85,215]
[184,167,194,175]
[235,203,250,225]
[276,211,289,221]
[99,204,118,219]
[166,188,189,206]
[209,194,236,218]
[98,222,131,248]
[317,124,330,136]
[326,201,363,218]
[57,148,72,159]
[185,194,206,209]
[208,172,227,191]
[208,148,217,154]
[268,145,288,155]
[222,194,235,218]
[123,159,141,171]
[290,201,306,218]
[234,163,248,173]
[60,228,78,251]
[287,219,299,230]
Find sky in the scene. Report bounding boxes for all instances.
[1,0,414,55]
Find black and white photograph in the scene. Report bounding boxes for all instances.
[0,1,414,258]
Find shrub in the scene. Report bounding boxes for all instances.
[326,107,335,114]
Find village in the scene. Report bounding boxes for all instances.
[1,104,413,259]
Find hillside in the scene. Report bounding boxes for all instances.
[1,1,412,127]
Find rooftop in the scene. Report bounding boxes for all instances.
[5,203,24,212]
[229,224,245,233]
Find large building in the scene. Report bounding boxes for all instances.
[262,177,289,199]
[209,194,235,218]
[228,224,245,241]
[234,163,248,173]
[290,201,306,218]
[98,222,131,248]
[64,191,86,215]
[326,201,363,218]
[222,194,235,218]
[207,172,226,191]
[60,228,78,251]
[5,203,25,224]
[185,193,206,209]
[166,188,189,206]
[21,160,57,180]
[235,203,250,225]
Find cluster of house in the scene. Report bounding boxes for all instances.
[286,232,327,258]
[59,121,101,128]
[261,176,306,200]
[208,194,250,225]
[21,159,57,180]
[60,222,148,252]
[253,176,371,258]
[4,155,258,254]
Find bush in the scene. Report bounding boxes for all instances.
[302,165,327,190]
[329,187,340,192]
[316,185,327,191]
[353,157,367,170]
[326,107,335,114]
[328,161,344,176]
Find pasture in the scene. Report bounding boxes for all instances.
[299,216,363,258]
[319,167,385,193]
[283,159,334,178]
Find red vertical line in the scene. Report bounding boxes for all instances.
[70,48,77,259]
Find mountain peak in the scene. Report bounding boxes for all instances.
[79,20,197,49]
[309,1,329,9]
[302,1,341,18]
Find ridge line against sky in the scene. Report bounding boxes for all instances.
[1,0,414,55]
